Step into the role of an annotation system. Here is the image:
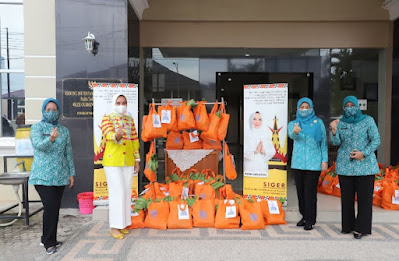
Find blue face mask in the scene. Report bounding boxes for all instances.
[43,111,59,123]
[344,106,358,117]
[298,109,312,118]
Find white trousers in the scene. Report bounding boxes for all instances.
[104,166,134,229]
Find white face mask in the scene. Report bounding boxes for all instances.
[115,105,127,114]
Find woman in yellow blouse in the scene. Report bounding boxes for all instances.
[101,94,140,239]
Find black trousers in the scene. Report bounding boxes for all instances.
[293,169,320,225]
[338,175,375,235]
[35,185,65,249]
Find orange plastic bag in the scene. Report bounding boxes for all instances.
[141,115,150,142]
[141,182,169,200]
[169,181,184,199]
[158,100,178,131]
[202,137,222,151]
[332,182,341,197]
[166,167,181,183]
[261,199,286,225]
[219,184,236,200]
[194,182,215,200]
[193,101,209,131]
[224,143,237,180]
[183,131,203,150]
[373,180,383,206]
[215,199,240,229]
[381,181,399,210]
[200,101,220,140]
[177,102,195,130]
[318,174,337,195]
[239,199,265,230]
[126,191,145,229]
[192,199,215,227]
[143,103,167,139]
[168,200,193,229]
[166,131,184,150]
[143,141,157,182]
[144,200,170,230]
[218,102,230,141]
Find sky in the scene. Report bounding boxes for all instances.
[0,1,24,95]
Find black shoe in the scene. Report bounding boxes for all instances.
[41,241,62,248]
[46,246,57,255]
[353,232,363,239]
[341,230,351,234]
[304,224,314,230]
[296,219,306,227]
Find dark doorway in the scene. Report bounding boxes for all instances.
[216,72,313,192]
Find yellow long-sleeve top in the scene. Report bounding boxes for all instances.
[101,112,140,166]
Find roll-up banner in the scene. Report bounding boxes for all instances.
[243,83,288,203]
[93,83,139,205]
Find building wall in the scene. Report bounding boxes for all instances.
[143,0,389,22]
[24,0,56,124]
[140,1,394,166]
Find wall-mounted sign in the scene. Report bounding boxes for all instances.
[62,78,121,118]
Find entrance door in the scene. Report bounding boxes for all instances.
[216,72,313,192]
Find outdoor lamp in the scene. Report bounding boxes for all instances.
[83,32,99,55]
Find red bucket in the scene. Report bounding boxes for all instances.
[77,192,94,214]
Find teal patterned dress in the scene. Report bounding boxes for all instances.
[288,118,328,171]
[29,122,75,186]
[330,115,380,176]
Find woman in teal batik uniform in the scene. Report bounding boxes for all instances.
[330,96,380,239]
[29,98,75,254]
[288,97,328,231]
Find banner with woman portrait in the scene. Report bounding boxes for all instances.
[93,83,139,205]
[243,83,288,201]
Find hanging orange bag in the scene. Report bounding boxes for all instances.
[218,102,230,140]
[200,101,220,140]
[143,141,157,182]
[143,103,167,139]
[168,200,193,229]
[317,174,336,195]
[158,100,178,131]
[224,143,237,180]
[239,199,265,230]
[261,199,286,225]
[166,131,184,150]
[202,137,222,151]
[192,199,215,227]
[183,131,203,150]
[126,191,145,229]
[177,102,196,130]
[332,181,341,197]
[193,101,209,131]
[144,200,170,230]
[141,115,151,142]
[215,199,240,229]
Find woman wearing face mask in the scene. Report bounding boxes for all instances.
[288,98,328,231]
[244,111,276,175]
[101,94,140,239]
[330,96,380,239]
[29,98,75,255]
